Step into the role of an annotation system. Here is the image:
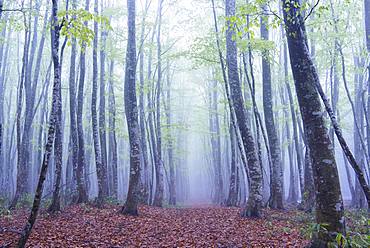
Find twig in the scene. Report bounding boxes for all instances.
[304,0,320,21]
[1,8,29,13]
[266,3,282,20]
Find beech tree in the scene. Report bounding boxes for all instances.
[121,0,142,216]
[282,0,345,245]
[260,6,283,209]
[225,0,262,217]
[18,0,62,245]
[153,0,164,207]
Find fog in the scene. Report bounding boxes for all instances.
[0,0,367,216]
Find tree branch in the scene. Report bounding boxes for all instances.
[304,0,320,21]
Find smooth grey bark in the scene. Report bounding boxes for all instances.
[280,85,298,204]
[99,0,109,197]
[260,8,283,209]
[48,0,71,214]
[225,0,262,217]
[2,28,11,194]
[153,0,164,207]
[18,1,61,245]
[121,0,142,216]
[282,0,345,245]
[166,63,176,206]
[365,0,370,174]
[226,122,237,206]
[210,0,254,211]
[352,57,366,208]
[19,1,42,195]
[329,49,339,145]
[75,0,90,204]
[242,52,267,188]
[337,110,356,201]
[108,60,118,199]
[283,39,304,200]
[146,21,157,204]
[92,0,107,205]
[138,0,150,203]
[302,145,315,212]
[35,64,51,192]
[242,47,273,197]
[10,7,31,209]
[209,79,223,204]
[67,0,79,203]
[29,7,49,192]
[210,0,249,201]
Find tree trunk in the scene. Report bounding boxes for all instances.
[282,0,345,245]
[166,63,176,206]
[121,0,142,216]
[138,0,150,203]
[260,7,283,209]
[280,85,298,204]
[108,60,118,199]
[283,41,304,200]
[18,1,61,245]
[312,51,370,210]
[365,0,370,175]
[302,146,315,212]
[99,0,109,197]
[10,8,31,209]
[209,79,223,204]
[48,0,71,214]
[225,0,262,217]
[153,0,164,207]
[147,46,156,204]
[75,0,89,204]
[92,0,107,205]
[67,0,79,203]
[352,56,366,208]
[226,122,237,206]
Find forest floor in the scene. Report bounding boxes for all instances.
[0,204,311,247]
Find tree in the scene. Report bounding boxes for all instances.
[225,0,262,217]
[76,0,90,204]
[282,0,345,245]
[209,79,223,204]
[365,0,370,174]
[18,0,62,245]
[108,60,118,199]
[92,0,108,206]
[10,1,31,209]
[121,0,142,216]
[138,0,150,204]
[260,7,283,209]
[49,0,70,213]
[67,0,80,204]
[166,62,176,206]
[153,0,164,207]
[226,123,238,206]
[99,0,109,197]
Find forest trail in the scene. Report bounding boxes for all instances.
[0,205,309,247]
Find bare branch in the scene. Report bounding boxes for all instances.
[304,0,320,21]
